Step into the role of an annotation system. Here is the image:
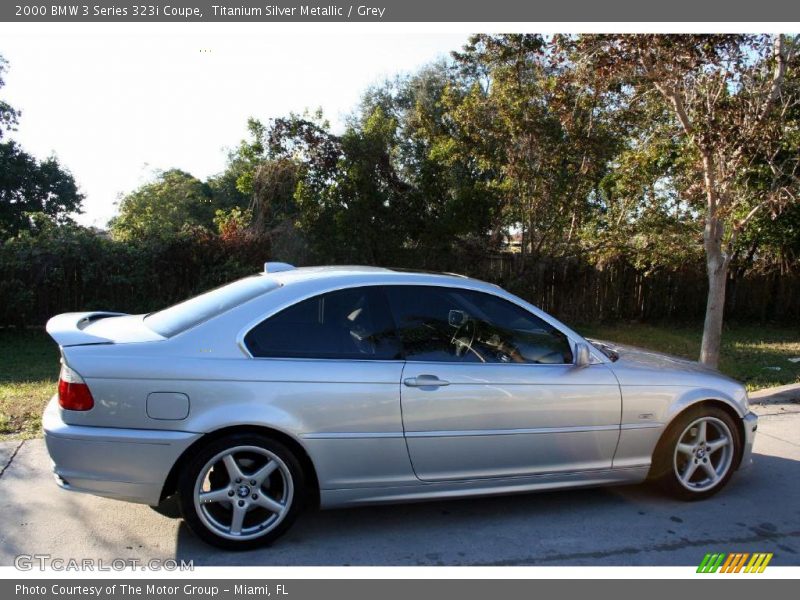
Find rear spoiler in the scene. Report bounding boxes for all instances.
[46,311,127,347]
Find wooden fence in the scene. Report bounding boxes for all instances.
[1,238,797,326]
[463,255,798,324]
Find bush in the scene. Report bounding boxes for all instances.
[0,225,269,326]
[0,225,797,327]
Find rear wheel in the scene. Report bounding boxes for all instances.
[652,406,742,501]
[177,433,305,550]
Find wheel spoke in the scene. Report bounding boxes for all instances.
[255,495,285,514]
[199,488,231,505]
[695,420,707,444]
[229,504,247,535]
[251,460,279,485]
[681,461,699,484]
[676,443,695,456]
[707,438,729,453]
[222,454,244,482]
[701,461,719,483]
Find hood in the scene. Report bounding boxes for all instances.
[589,337,746,392]
[588,338,749,414]
[588,338,720,375]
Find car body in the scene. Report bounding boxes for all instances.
[43,264,758,549]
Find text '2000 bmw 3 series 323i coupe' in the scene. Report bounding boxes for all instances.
[43,264,758,549]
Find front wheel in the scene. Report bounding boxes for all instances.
[177,433,306,550]
[652,406,742,501]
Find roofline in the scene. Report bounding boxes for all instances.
[382,267,470,279]
[260,265,481,284]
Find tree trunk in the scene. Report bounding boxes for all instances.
[699,152,729,369]
[700,246,728,368]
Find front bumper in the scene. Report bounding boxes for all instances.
[42,396,201,505]
[739,411,758,470]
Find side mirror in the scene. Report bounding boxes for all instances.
[574,343,591,367]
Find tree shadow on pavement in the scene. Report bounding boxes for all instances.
[172,452,800,567]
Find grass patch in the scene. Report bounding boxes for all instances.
[0,324,797,441]
[0,328,59,441]
[579,322,800,391]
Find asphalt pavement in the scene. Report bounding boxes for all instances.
[1,400,798,566]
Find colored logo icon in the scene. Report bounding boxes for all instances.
[697,553,773,573]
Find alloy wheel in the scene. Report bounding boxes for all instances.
[672,416,734,493]
[192,445,294,541]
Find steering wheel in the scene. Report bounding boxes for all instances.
[450,319,477,358]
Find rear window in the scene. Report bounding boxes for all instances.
[144,275,280,337]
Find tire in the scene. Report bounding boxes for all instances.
[177,433,306,550]
[651,405,742,501]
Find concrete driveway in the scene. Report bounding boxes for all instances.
[1,401,798,566]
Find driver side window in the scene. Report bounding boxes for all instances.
[384,285,573,364]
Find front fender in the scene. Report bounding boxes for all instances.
[612,384,748,470]
[665,386,748,421]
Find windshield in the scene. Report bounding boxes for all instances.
[144,275,280,337]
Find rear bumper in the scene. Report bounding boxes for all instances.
[42,396,201,506]
[739,411,758,470]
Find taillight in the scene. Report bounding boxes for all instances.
[58,364,94,411]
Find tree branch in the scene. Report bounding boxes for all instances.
[654,81,694,137]
[758,34,787,123]
[735,202,765,233]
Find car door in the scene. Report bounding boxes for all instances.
[241,285,413,489]
[385,285,622,482]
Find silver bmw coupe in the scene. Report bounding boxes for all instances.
[44,264,758,549]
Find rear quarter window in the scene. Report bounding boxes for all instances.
[244,286,402,360]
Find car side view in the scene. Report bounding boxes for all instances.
[43,264,758,549]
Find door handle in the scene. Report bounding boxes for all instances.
[404,375,450,387]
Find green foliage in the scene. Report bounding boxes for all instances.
[0,328,60,440]
[1,40,798,343]
[568,34,800,264]
[214,206,253,239]
[227,117,269,197]
[228,35,799,282]
[382,61,502,253]
[0,54,83,238]
[249,157,302,231]
[733,202,800,273]
[588,127,704,270]
[0,55,20,139]
[206,168,249,214]
[0,223,269,327]
[110,169,214,241]
[0,141,84,238]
